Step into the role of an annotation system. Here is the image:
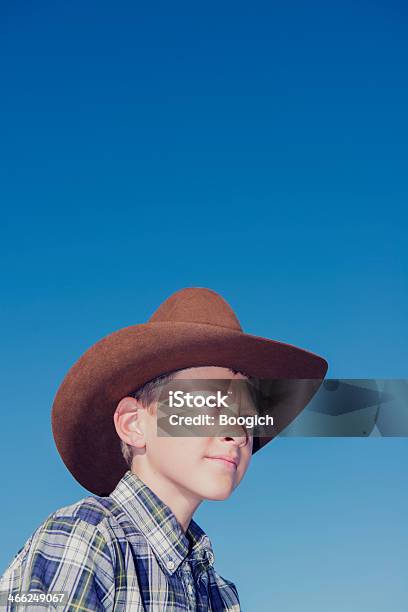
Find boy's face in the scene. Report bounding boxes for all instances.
[142,366,253,502]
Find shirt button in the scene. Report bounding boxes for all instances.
[166,559,175,570]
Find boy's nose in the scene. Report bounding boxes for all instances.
[219,433,249,448]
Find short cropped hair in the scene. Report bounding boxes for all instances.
[119,367,249,468]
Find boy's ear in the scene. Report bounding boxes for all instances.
[114,396,147,448]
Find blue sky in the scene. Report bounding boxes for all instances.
[1,1,407,610]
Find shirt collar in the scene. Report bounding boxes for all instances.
[110,470,215,576]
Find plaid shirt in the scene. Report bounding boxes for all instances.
[0,471,240,612]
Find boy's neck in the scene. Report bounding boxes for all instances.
[130,466,202,533]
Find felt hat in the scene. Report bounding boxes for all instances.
[51,287,328,495]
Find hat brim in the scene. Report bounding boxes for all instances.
[51,321,328,495]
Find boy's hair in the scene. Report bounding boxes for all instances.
[119,367,249,468]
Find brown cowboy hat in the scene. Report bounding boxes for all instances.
[51,287,328,495]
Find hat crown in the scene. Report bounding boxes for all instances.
[149,287,242,331]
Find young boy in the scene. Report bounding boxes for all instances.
[0,287,327,611]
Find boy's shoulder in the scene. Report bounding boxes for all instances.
[50,493,117,527]
[28,493,121,544]
[5,480,159,578]
[2,494,124,578]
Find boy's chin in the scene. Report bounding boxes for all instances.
[198,485,235,501]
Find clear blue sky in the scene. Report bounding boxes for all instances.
[1,1,407,610]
